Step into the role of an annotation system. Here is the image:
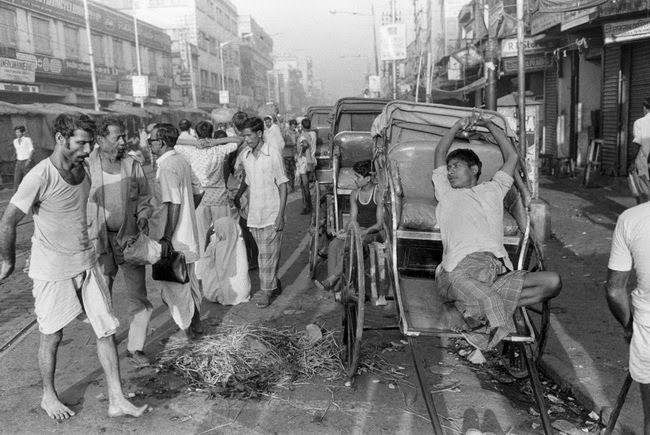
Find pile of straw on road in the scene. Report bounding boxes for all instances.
[159,324,343,399]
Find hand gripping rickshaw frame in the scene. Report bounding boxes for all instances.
[338,101,554,434]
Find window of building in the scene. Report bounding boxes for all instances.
[130,43,137,72]
[112,38,123,68]
[91,33,104,65]
[32,16,51,54]
[64,26,79,59]
[148,49,156,76]
[211,72,218,88]
[200,69,208,87]
[0,8,17,47]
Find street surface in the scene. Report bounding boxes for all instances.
[0,174,642,433]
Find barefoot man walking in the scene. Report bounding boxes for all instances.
[0,113,147,420]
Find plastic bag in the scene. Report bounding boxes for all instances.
[121,232,162,265]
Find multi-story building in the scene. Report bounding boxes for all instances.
[101,0,242,109]
[0,0,172,106]
[238,15,273,109]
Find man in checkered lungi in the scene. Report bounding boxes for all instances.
[433,116,562,350]
[234,117,288,308]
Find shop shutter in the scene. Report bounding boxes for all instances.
[627,43,650,165]
[543,68,558,156]
[601,45,621,174]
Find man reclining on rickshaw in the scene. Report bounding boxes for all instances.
[317,160,385,298]
[433,116,562,350]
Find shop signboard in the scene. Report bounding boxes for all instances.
[0,57,35,83]
[0,82,38,93]
[530,12,562,35]
[604,17,650,44]
[502,54,552,73]
[219,90,229,105]
[368,75,381,93]
[16,52,63,75]
[500,36,545,58]
[598,0,648,18]
[561,7,598,31]
[132,75,149,97]
[380,23,407,61]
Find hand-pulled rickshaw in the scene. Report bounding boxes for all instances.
[308,97,389,277]
[336,101,554,433]
[305,105,333,172]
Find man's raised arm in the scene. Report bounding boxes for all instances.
[435,118,470,168]
[482,119,519,177]
[0,204,26,280]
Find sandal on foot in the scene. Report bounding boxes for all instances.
[254,291,272,308]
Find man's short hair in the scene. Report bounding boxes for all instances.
[232,111,248,131]
[288,119,297,126]
[242,117,264,134]
[54,113,96,139]
[644,98,650,110]
[153,123,179,148]
[195,120,214,139]
[14,125,25,133]
[446,148,482,179]
[301,118,311,130]
[98,117,125,137]
[353,159,373,177]
[178,118,192,132]
[213,129,227,139]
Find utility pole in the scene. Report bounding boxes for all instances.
[391,0,397,100]
[132,0,144,109]
[425,0,432,103]
[371,3,379,76]
[485,0,497,110]
[186,41,198,109]
[517,0,526,157]
[82,0,100,111]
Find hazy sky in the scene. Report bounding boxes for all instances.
[235,0,384,102]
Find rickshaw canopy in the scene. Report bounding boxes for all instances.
[331,97,389,134]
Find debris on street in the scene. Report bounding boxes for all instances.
[159,324,343,398]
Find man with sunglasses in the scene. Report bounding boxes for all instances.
[87,117,153,366]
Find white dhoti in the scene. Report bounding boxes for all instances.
[630,317,650,384]
[32,264,120,338]
[159,263,202,330]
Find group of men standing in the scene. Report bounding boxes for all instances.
[0,110,290,420]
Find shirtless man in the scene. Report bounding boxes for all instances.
[0,113,147,420]
[433,116,562,350]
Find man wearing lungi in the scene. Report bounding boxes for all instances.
[234,117,288,308]
[0,113,147,420]
[148,123,203,340]
[88,117,153,366]
[433,116,562,350]
[606,201,650,432]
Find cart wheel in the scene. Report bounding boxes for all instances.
[341,222,365,378]
[308,185,321,278]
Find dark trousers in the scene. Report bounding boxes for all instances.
[239,216,258,268]
[13,160,31,189]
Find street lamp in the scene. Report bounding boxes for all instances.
[329,7,379,76]
[219,33,252,105]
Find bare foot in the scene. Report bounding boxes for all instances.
[444,304,469,333]
[107,397,148,418]
[168,329,190,343]
[41,394,75,420]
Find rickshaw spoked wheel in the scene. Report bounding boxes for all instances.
[340,222,365,379]
[308,185,322,278]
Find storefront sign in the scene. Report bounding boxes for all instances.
[0,82,38,92]
[502,54,552,73]
[219,90,229,105]
[604,17,650,44]
[500,37,545,58]
[16,52,63,75]
[561,7,597,31]
[132,75,148,97]
[64,59,118,78]
[1,0,170,51]
[0,57,35,83]
[380,23,407,61]
[598,0,648,18]
[368,75,381,93]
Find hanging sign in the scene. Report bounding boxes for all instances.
[379,23,407,61]
[132,75,149,97]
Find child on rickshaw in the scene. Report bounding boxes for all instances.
[317,159,386,299]
[433,116,562,351]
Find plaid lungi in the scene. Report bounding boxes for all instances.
[250,225,283,292]
[436,251,525,349]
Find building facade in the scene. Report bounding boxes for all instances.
[238,15,273,109]
[101,0,242,109]
[0,0,172,106]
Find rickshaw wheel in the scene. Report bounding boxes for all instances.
[341,222,365,379]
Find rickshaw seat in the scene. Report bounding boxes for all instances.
[333,131,374,169]
[388,139,522,241]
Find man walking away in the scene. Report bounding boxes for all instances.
[234,117,288,308]
[13,125,34,189]
[178,119,196,141]
[0,113,147,420]
[88,117,153,366]
[606,201,650,433]
[630,98,650,203]
[148,123,203,340]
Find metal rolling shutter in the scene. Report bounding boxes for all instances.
[627,42,650,165]
[601,46,621,174]
[544,68,558,156]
